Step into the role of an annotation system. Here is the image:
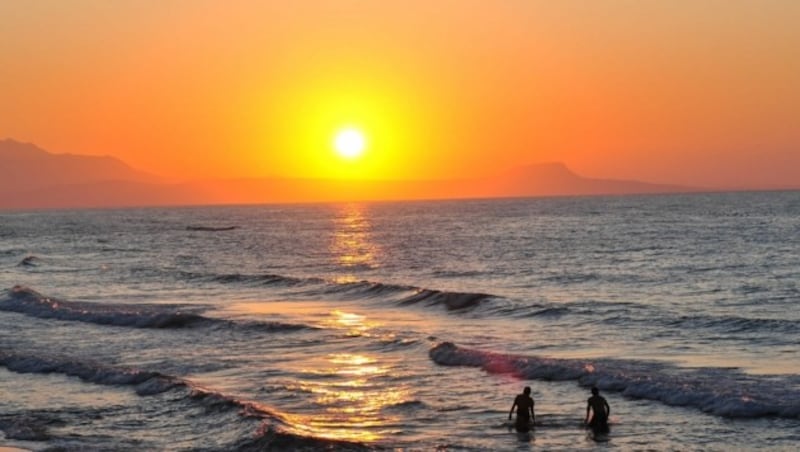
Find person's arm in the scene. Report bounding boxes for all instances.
[531,400,536,425]
[585,402,591,424]
[604,400,610,417]
[509,399,517,420]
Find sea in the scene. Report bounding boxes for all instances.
[1,191,799,451]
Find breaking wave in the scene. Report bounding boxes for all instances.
[180,271,317,287]
[429,342,800,420]
[1,286,311,332]
[17,255,41,267]
[181,270,498,312]
[0,350,183,396]
[0,350,369,450]
[310,279,494,310]
[396,288,494,311]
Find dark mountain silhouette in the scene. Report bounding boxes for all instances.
[0,139,160,195]
[0,140,704,210]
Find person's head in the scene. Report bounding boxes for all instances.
[591,387,599,396]
[523,386,531,395]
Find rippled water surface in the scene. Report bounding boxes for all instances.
[1,192,799,450]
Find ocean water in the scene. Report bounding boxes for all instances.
[1,192,799,451]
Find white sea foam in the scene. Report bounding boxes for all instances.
[0,286,311,331]
[429,342,800,419]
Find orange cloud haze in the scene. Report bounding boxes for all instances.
[1,1,799,189]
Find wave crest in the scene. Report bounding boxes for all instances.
[398,289,494,311]
[429,342,800,420]
[0,350,368,450]
[181,270,498,312]
[0,351,181,394]
[1,285,311,332]
[17,255,41,267]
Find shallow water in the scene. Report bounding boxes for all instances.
[1,192,799,450]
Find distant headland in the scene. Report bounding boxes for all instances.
[0,138,791,210]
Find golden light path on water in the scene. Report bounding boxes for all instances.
[219,296,428,444]
[312,204,403,441]
[215,204,413,443]
[279,309,410,443]
[329,204,382,283]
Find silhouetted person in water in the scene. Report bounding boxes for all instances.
[585,387,610,433]
[508,386,535,432]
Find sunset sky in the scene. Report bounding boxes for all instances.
[2,1,799,188]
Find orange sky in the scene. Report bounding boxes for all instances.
[1,1,799,188]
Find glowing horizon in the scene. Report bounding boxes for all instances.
[1,1,799,197]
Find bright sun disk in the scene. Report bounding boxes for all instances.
[334,129,366,159]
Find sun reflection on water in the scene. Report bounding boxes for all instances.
[330,204,382,281]
[323,309,381,338]
[281,309,410,443]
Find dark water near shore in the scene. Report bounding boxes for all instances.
[2,192,799,450]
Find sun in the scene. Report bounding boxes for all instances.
[334,128,366,159]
